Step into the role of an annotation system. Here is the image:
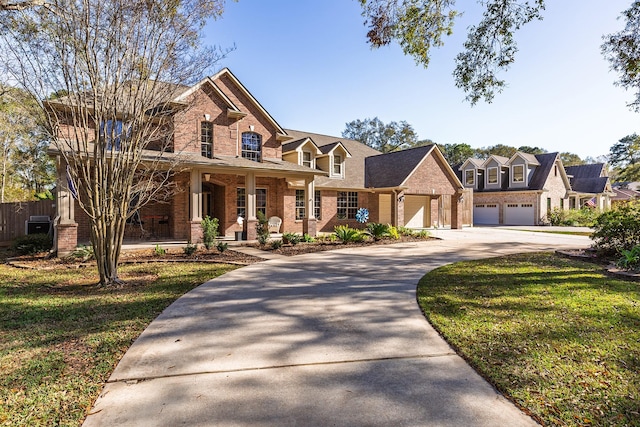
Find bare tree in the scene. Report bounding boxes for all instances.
[0,0,228,286]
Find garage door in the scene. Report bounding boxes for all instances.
[474,204,499,225]
[504,203,535,225]
[404,195,428,228]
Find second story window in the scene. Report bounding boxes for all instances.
[464,170,474,186]
[99,119,128,150]
[302,151,312,168]
[201,122,213,158]
[242,132,262,162]
[512,165,525,183]
[332,154,343,176]
[487,167,498,185]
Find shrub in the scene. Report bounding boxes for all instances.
[387,225,400,240]
[68,245,95,261]
[365,222,389,241]
[334,225,365,243]
[271,239,283,249]
[617,245,640,270]
[548,207,598,227]
[216,241,228,253]
[302,233,316,243]
[416,230,431,239]
[183,242,198,255]
[11,233,53,255]
[591,201,640,256]
[256,211,270,245]
[153,244,166,256]
[283,232,301,246]
[397,226,415,237]
[201,216,219,250]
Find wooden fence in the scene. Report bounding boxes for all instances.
[0,200,57,246]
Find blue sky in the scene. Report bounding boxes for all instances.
[204,0,638,160]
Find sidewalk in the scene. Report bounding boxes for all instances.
[83,227,591,426]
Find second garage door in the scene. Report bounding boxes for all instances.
[474,204,499,225]
[504,203,535,225]
[404,195,429,228]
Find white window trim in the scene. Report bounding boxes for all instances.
[301,150,314,169]
[331,154,344,178]
[511,164,525,184]
[487,167,499,185]
[464,169,475,187]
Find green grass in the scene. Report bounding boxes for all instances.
[0,262,239,426]
[417,252,640,426]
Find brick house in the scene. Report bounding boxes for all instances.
[458,152,613,225]
[51,68,470,254]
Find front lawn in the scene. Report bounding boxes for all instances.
[0,262,239,426]
[417,252,639,426]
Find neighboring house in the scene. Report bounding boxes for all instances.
[458,152,613,226]
[611,186,640,204]
[50,68,470,254]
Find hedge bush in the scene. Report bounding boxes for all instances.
[11,233,53,255]
[591,201,640,256]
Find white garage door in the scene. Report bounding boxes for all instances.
[474,204,499,225]
[504,203,535,225]
[404,195,428,228]
[379,194,392,224]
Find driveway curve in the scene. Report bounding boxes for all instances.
[83,227,591,427]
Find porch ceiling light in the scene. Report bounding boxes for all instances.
[203,173,211,182]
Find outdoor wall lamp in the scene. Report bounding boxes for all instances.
[398,195,405,202]
[204,114,211,121]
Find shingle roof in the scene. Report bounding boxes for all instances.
[284,129,381,189]
[571,177,610,194]
[528,152,559,190]
[565,163,608,194]
[565,163,606,179]
[515,152,541,165]
[282,138,309,153]
[613,187,640,201]
[365,145,436,188]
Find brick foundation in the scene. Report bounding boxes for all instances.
[189,221,203,243]
[303,218,317,236]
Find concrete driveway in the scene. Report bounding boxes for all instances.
[83,227,591,426]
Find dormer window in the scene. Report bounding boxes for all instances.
[332,154,343,177]
[302,151,312,168]
[242,132,261,162]
[512,164,525,183]
[487,167,498,184]
[464,170,475,186]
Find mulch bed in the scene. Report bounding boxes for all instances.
[256,235,436,256]
[6,248,263,270]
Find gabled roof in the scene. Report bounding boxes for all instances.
[284,129,380,189]
[571,177,611,194]
[459,158,484,170]
[527,152,560,190]
[482,154,510,168]
[565,163,606,179]
[509,152,540,166]
[365,145,436,188]
[612,187,640,201]
[318,141,352,157]
[282,137,322,155]
[208,68,289,138]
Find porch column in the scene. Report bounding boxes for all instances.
[55,158,77,256]
[189,169,203,243]
[596,194,603,211]
[450,192,463,230]
[303,178,316,236]
[245,172,258,240]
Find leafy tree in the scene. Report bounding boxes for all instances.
[609,133,640,182]
[0,86,54,202]
[359,0,545,104]
[475,144,518,159]
[560,152,584,166]
[517,146,547,155]
[0,0,228,286]
[343,117,419,153]
[439,142,475,166]
[602,2,640,111]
